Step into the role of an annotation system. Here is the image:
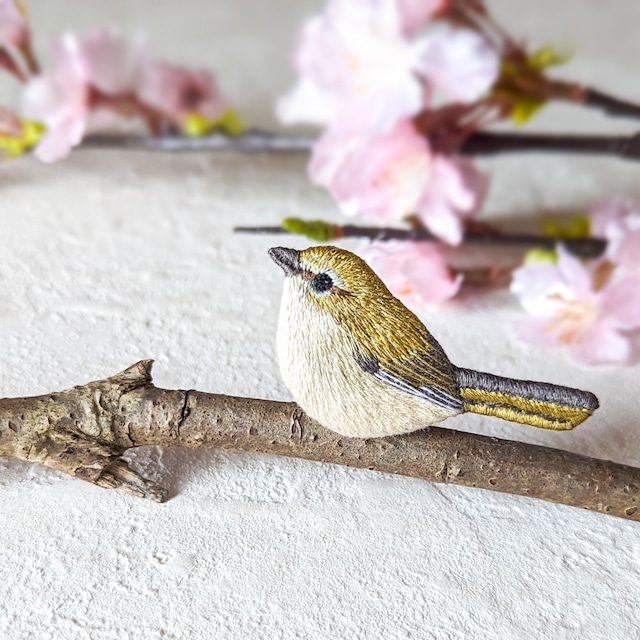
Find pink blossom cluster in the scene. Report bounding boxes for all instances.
[21,29,230,162]
[0,2,236,160]
[511,200,640,365]
[277,0,499,244]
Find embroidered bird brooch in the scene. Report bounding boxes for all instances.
[269,245,598,438]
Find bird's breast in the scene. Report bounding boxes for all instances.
[276,280,458,437]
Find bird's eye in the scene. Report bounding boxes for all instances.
[310,272,333,293]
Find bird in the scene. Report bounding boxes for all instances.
[269,245,599,439]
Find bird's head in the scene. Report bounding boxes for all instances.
[268,245,396,326]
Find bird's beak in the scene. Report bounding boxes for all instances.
[268,247,302,276]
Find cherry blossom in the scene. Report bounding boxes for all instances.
[510,244,640,365]
[21,35,89,162]
[21,30,142,162]
[21,27,235,161]
[137,58,228,129]
[277,0,426,132]
[309,117,485,244]
[277,0,498,131]
[278,0,497,242]
[360,240,462,304]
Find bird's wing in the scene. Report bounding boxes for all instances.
[356,344,463,411]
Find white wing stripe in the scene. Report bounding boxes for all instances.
[373,370,462,410]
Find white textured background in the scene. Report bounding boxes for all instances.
[2,1,640,639]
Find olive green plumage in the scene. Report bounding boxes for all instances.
[269,245,598,438]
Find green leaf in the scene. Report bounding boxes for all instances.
[523,247,558,264]
[181,109,246,138]
[542,215,590,239]
[215,109,246,136]
[510,97,545,125]
[0,120,45,158]
[527,47,573,71]
[281,218,341,242]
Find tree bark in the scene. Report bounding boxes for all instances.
[1,361,638,522]
[81,129,640,163]
[234,223,607,259]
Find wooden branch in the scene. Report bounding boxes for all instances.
[582,87,640,121]
[1,361,639,522]
[234,223,607,259]
[462,131,640,159]
[80,129,315,153]
[78,129,640,162]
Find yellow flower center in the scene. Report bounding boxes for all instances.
[544,294,599,344]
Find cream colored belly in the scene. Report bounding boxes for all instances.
[276,287,459,438]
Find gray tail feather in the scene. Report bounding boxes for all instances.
[455,367,599,430]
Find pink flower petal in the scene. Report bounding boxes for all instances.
[515,317,563,348]
[308,113,364,192]
[568,322,630,365]
[310,117,430,223]
[80,28,144,95]
[601,278,640,330]
[138,58,228,125]
[362,84,423,135]
[588,198,640,275]
[277,0,425,132]
[413,26,499,102]
[510,261,569,318]
[359,240,461,304]
[614,228,640,276]
[50,32,86,80]
[276,79,339,125]
[415,154,484,244]
[556,244,594,297]
[33,116,86,162]
[402,245,462,303]
[396,0,447,34]
[432,155,476,211]
[418,193,463,245]
[22,72,88,129]
[21,39,89,162]
[514,313,630,366]
[589,198,638,238]
[351,120,430,220]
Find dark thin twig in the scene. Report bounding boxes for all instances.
[582,88,640,121]
[80,129,640,162]
[461,131,640,159]
[234,224,607,259]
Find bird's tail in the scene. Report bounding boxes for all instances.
[455,368,599,430]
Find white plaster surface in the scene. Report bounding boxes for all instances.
[1,1,640,638]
